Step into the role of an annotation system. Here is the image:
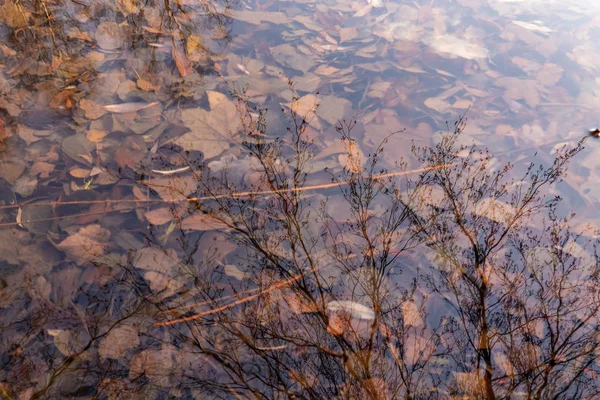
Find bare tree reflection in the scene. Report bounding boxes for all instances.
[407,120,599,399]
[2,85,600,398]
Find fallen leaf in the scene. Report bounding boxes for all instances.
[69,167,90,178]
[512,20,553,34]
[285,292,319,314]
[104,101,160,113]
[30,161,55,178]
[145,207,173,225]
[0,230,21,265]
[13,174,38,196]
[327,311,351,336]
[145,174,197,201]
[137,78,159,91]
[0,159,26,184]
[475,198,517,224]
[99,325,140,359]
[536,63,564,86]
[339,27,358,43]
[426,34,488,60]
[0,2,31,28]
[224,264,248,280]
[173,95,239,159]
[286,94,319,118]
[114,135,146,169]
[86,128,108,142]
[80,98,107,120]
[180,213,231,232]
[496,77,540,108]
[271,43,317,73]
[149,166,190,176]
[402,302,424,326]
[318,94,352,125]
[424,97,451,113]
[327,300,375,320]
[49,329,90,357]
[230,10,290,25]
[353,4,373,17]
[96,22,126,51]
[134,246,179,272]
[338,139,364,173]
[57,224,111,264]
[129,348,174,387]
[172,38,191,78]
[62,134,95,166]
[453,99,472,109]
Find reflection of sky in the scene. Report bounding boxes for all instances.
[322,0,600,221]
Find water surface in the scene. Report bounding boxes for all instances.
[1,0,600,398]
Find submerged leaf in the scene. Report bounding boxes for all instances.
[173,95,240,159]
[327,300,375,320]
[56,224,111,264]
[180,213,231,232]
[96,22,126,51]
[99,325,140,359]
[104,101,160,113]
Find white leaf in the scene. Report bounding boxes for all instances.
[327,300,375,320]
[104,101,159,113]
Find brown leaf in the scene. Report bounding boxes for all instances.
[172,39,191,78]
[30,161,55,178]
[62,134,95,165]
[318,95,352,125]
[96,22,125,51]
[0,2,31,28]
[286,94,318,118]
[230,10,290,25]
[99,325,139,359]
[180,214,231,232]
[285,292,319,314]
[145,207,173,225]
[173,95,239,159]
[339,27,358,43]
[86,128,108,143]
[57,224,111,264]
[68,167,90,179]
[271,43,316,73]
[0,230,21,265]
[0,159,26,184]
[114,136,146,169]
[48,329,90,357]
[327,311,351,336]
[137,78,159,91]
[496,77,540,108]
[129,348,174,387]
[536,63,564,86]
[145,174,197,201]
[118,0,137,14]
[402,302,423,326]
[134,246,179,272]
[80,98,107,120]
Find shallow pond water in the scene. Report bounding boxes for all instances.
[2,0,600,398]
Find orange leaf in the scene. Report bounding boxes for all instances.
[172,39,191,78]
